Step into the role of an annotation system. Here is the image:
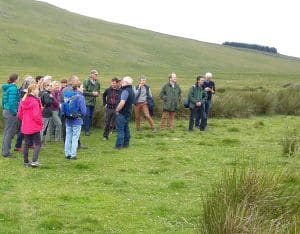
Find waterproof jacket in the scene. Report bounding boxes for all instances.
[188,84,207,109]
[2,83,20,115]
[102,87,121,109]
[159,82,182,111]
[83,79,100,106]
[40,90,54,118]
[17,95,43,134]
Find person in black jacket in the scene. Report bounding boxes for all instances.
[39,80,54,143]
[102,77,121,140]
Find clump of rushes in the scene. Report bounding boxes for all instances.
[199,167,300,233]
[281,125,299,157]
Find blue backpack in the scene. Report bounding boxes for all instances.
[62,90,81,119]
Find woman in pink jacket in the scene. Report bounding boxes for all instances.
[17,84,43,167]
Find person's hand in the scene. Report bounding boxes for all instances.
[205,87,211,91]
[92,91,99,96]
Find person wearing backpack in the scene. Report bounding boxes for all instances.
[102,77,121,141]
[159,72,182,130]
[82,69,100,136]
[62,75,86,160]
[188,76,207,131]
[17,83,43,167]
[2,73,20,157]
[133,76,156,132]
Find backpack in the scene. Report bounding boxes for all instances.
[62,90,81,119]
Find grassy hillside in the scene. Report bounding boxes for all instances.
[0,0,300,90]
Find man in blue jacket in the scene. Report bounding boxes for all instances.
[62,75,87,160]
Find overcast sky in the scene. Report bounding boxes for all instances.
[38,0,300,58]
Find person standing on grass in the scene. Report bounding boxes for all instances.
[17,84,43,167]
[2,73,20,157]
[159,72,182,130]
[188,76,207,131]
[114,76,135,149]
[48,81,62,142]
[133,76,156,132]
[83,69,100,136]
[202,72,215,129]
[102,77,121,141]
[14,75,36,152]
[62,76,86,160]
[39,80,54,143]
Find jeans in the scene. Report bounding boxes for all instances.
[190,107,205,130]
[2,110,18,156]
[23,132,41,163]
[115,114,130,148]
[65,125,81,158]
[83,105,95,133]
[103,108,116,138]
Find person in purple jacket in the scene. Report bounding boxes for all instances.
[62,75,86,160]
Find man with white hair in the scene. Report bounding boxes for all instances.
[199,72,215,129]
[114,76,135,149]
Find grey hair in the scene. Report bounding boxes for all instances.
[122,76,133,85]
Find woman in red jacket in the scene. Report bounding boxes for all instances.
[17,84,43,167]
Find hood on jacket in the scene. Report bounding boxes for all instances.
[2,83,16,91]
[20,95,39,110]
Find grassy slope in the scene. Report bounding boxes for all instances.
[0,116,299,233]
[0,0,300,91]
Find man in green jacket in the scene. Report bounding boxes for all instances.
[159,72,182,130]
[83,69,100,136]
[188,76,207,131]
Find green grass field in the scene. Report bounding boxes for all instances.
[0,116,299,233]
[1,0,300,232]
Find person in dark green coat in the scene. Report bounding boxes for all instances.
[159,72,182,130]
[188,76,207,131]
[83,69,100,136]
[2,73,20,157]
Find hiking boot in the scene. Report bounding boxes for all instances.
[78,145,88,150]
[30,161,41,167]
[30,161,40,167]
[151,128,157,133]
[102,137,108,141]
[14,147,23,152]
[24,162,31,168]
[70,157,77,160]
[66,156,71,159]
[85,132,90,136]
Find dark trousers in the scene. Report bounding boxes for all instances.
[15,121,33,149]
[190,107,205,130]
[103,108,116,138]
[83,105,95,133]
[2,110,18,156]
[23,132,42,163]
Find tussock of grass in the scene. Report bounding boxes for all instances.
[199,168,300,233]
[281,125,300,157]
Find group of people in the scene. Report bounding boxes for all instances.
[1,70,215,167]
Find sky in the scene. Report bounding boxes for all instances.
[38,0,300,58]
